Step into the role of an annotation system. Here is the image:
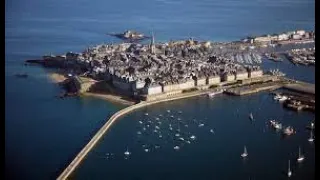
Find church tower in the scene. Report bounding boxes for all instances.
[150,32,155,54]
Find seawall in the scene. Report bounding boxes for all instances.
[57,90,210,180]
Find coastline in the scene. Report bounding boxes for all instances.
[48,72,138,105]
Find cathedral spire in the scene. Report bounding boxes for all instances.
[150,31,155,54]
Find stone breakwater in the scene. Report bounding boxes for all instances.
[57,89,210,180]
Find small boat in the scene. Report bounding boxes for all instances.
[124,148,131,156]
[198,123,205,127]
[174,146,180,150]
[138,121,143,124]
[144,148,150,152]
[153,129,158,133]
[207,89,224,97]
[178,137,185,141]
[308,130,314,142]
[288,160,292,177]
[297,147,305,162]
[249,113,254,120]
[278,96,289,102]
[190,135,196,140]
[270,120,282,130]
[210,129,215,133]
[283,126,295,136]
[137,131,142,135]
[241,146,248,158]
[306,121,315,130]
[175,133,180,137]
[274,94,288,102]
[144,113,149,116]
[273,94,281,100]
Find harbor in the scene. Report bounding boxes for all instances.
[57,73,315,179]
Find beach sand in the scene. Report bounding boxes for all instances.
[48,73,67,83]
[48,72,136,105]
[83,92,137,106]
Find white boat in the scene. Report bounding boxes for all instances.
[210,129,215,133]
[190,135,196,140]
[283,126,295,136]
[274,94,288,102]
[208,89,224,97]
[297,147,305,162]
[274,94,281,100]
[241,146,248,158]
[144,113,148,116]
[249,113,254,120]
[144,148,150,152]
[124,148,131,156]
[278,96,288,102]
[174,146,180,150]
[308,130,314,142]
[270,120,282,130]
[198,123,205,127]
[288,160,292,177]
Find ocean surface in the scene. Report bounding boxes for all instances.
[5,0,314,179]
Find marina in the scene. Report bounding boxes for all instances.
[69,92,315,180]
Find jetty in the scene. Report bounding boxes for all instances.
[283,81,315,95]
[57,89,213,180]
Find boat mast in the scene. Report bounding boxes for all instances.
[288,160,291,173]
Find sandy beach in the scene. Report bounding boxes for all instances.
[83,92,137,106]
[48,73,67,83]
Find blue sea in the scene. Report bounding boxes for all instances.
[5,0,314,179]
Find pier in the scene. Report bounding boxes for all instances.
[283,81,315,95]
